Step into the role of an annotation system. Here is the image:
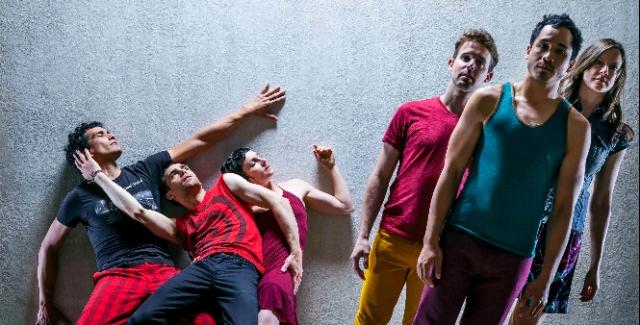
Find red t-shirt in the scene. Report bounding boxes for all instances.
[381,97,463,242]
[175,177,264,273]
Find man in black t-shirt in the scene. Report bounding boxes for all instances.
[36,85,285,325]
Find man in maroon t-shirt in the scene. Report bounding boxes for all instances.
[350,29,499,325]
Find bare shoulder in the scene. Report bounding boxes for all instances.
[475,84,502,100]
[466,84,503,119]
[567,107,590,130]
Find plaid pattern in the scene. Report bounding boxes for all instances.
[77,263,215,325]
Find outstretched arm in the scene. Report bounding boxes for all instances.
[223,173,303,292]
[349,143,400,279]
[297,145,354,214]
[518,109,591,319]
[416,86,500,287]
[580,149,626,302]
[74,150,180,244]
[168,85,286,162]
[36,220,72,325]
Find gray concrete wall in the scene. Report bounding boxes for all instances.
[0,1,637,324]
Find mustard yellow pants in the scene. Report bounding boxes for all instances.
[354,230,425,325]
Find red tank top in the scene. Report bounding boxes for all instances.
[176,177,264,273]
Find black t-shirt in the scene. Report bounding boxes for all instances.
[57,151,175,271]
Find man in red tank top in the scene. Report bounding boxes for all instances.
[73,150,302,325]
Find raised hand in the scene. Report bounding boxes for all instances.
[312,144,335,170]
[241,84,286,120]
[73,149,102,181]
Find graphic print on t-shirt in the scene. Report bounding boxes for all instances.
[94,182,158,224]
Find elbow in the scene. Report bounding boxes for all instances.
[132,208,148,223]
[549,204,573,224]
[342,203,355,214]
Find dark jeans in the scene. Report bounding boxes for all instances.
[413,227,532,325]
[127,253,259,325]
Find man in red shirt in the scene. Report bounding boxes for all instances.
[73,151,302,325]
[350,29,499,325]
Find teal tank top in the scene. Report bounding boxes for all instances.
[448,82,570,257]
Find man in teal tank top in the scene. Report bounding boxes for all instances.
[413,14,591,325]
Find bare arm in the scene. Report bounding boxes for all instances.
[299,145,354,214]
[417,86,500,286]
[349,143,399,279]
[74,150,180,244]
[580,149,626,301]
[520,109,591,317]
[168,85,285,162]
[223,173,303,292]
[36,220,72,325]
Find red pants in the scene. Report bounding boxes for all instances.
[77,263,215,325]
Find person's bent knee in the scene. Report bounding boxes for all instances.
[258,309,279,325]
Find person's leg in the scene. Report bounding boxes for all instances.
[209,253,260,325]
[354,231,413,325]
[460,240,533,325]
[127,260,216,325]
[413,228,477,325]
[147,264,217,325]
[77,265,151,325]
[258,269,297,325]
[402,243,425,325]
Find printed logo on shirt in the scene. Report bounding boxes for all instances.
[94,184,158,224]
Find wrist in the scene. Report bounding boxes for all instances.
[90,169,104,181]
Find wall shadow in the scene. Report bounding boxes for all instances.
[24,164,95,324]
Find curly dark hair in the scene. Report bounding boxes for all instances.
[530,14,583,60]
[219,147,251,179]
[64,121,103,167]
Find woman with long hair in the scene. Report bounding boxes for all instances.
[220,145,354,325]
[512,38,634,324]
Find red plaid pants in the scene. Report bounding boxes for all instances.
[77,263,215,325]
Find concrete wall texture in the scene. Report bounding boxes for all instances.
[1,1,637,324]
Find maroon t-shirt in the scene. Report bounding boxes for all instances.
[381,97,463,242]
[175,177,264,273]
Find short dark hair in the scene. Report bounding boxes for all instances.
[530,14,583,60]
[64,121,103,167]
[453,28,499,71]
[219,148,251,179]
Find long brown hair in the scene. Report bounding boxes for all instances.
[560,38,626,130]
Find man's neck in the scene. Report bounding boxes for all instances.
[519,74,561,103]
[97,160,121,179]
[177,188,207,210]
[440,82,473,115]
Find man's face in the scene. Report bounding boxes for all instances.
[163,163,202,198]
[526,25,574,83]
[242,150,274,184]
[448,41,494,91]
[85,127,122,161]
